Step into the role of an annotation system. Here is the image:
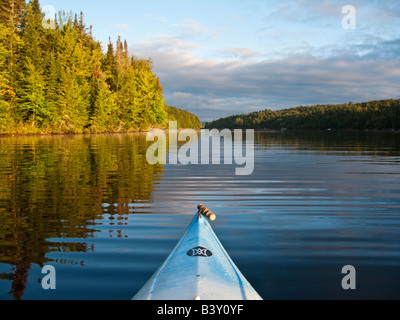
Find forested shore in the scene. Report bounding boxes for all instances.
[165,105,202,129]
[206,99,400,131]
[0,0,200,135]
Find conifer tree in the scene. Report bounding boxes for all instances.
[55,66,89,132]
[0,0,25,25]
[16,0,50,125]
[89,66,118,132]
[0,0,186,133]
[101,38,117,91]
[131,58,166,128]
[44,51,60,127]
[0,22,13,131]
[0,0,24,107]
[16,57,50,126]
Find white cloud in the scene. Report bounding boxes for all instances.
[176,19,210,36]
[218,47,260,60]
[135,34,198,53]
[127,2,400,122]
[149,48,400,122]
[167,92,266,122]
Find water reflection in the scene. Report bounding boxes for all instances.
[0,134,163,299]
[0,130,399,300]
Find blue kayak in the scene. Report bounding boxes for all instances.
[132,205,262,300]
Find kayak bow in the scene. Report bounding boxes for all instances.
[132,204,262,300]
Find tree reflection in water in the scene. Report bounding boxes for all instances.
[0,133,164,300]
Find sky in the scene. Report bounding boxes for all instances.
[43,0,400,122]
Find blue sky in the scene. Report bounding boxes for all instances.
[43,0,400,122]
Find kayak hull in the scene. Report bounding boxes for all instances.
[132,213,262,300]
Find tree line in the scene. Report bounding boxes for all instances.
[165,105,202,129]
[0,0,200,134]
[205,99,400,130]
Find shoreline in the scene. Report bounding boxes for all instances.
[0,130,151,138]
[1,128,399,138]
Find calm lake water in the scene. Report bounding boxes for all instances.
[0,130,399,300]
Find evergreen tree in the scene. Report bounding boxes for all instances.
[16,57,50,126]
[0,0,24,108]
[55,66,89,132]
[0,22,13,131]
[88,41,118,132]
[52,16,94,131]
[16,0,50,125]
[43,43,61,125]
[89,67,118,132]
[0,0,196,134]
[101,37,117,91]
[131,58,166,128]
[20,0,44,66]
[0,0,25,25]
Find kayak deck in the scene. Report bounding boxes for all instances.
[132,208,262,300]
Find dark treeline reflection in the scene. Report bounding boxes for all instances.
[0,133,163,299]
[255,130,400,156]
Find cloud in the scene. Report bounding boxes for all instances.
[167,92,266,123]
[269,0,340,24]
[355,38,400,60]
[176,19,210,37]
[135,34,198,53]
[150,49,400,122]
[218,47,260,60]
[170,19,226,43]
[127,3,400,123]
[133,39,399,122]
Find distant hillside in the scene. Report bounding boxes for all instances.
[165,105,202,129]
[205,99,400,130]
